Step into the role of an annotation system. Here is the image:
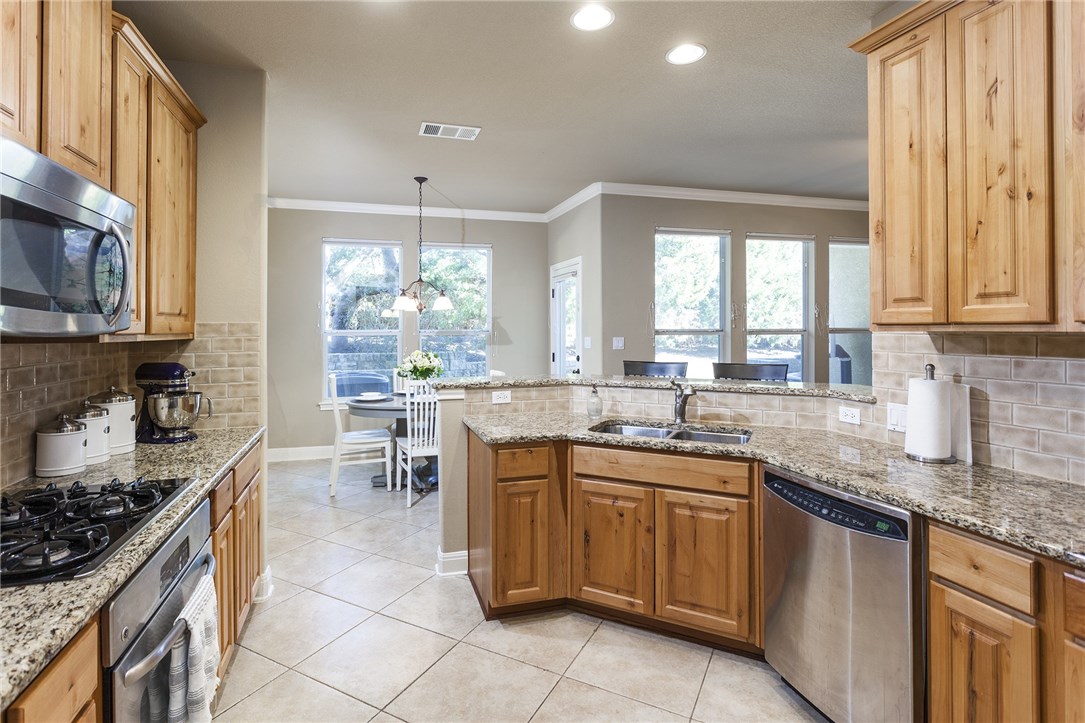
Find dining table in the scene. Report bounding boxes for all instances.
[345,394,437,490]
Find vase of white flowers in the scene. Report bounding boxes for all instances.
[395,350,445,380]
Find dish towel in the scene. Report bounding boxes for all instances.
[167,574,220,723]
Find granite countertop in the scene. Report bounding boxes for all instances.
[463,412,1085,570]
[433,374,877,403]
[0,426,265,710]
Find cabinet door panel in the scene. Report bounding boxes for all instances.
[1067,638,1085,723]
[571,478,653,615]
[247,474,262,598]
[146,77,197,334]
[234,484,252,631]
[1,0,40,148]
[213,511,235,679]
[41,0,111,185]
[867,17,947,324]
[494,479,549,604]
[929,580,1038,723]
[655,490,749,638]
[946,0,1052,323]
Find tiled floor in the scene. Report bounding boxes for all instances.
[214,460,824,723]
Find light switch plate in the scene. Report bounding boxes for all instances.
[612,337,625,350]
[492,390,511,404]
[838,406,861,425]
[887,402,907,432]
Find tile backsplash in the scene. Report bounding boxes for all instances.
[1,322,262,486]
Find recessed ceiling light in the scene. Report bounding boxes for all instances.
[571,4,614,31]
[666,43,707,65]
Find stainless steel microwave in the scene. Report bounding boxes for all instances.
[1,137,135,337]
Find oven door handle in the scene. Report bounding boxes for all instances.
[121,553,216,688]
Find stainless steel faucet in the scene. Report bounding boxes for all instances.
[670,379,696,423]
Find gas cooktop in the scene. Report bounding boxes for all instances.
[0,476,193,586]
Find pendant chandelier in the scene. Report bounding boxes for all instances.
[391,176,453,313]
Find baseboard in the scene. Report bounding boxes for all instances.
[267,445,333,462]
[436,545,467,576]
[253,565,275,602]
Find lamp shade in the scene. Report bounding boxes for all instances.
[431,291,453,311]
[392,293,416,312]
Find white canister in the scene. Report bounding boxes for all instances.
[74,401,111,465]
[87,386,136,454]
[36,415,87,477]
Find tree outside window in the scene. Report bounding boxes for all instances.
[419,245,491,378]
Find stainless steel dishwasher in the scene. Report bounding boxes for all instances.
[762,465,923,723]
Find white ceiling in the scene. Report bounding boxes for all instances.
[113,1,893,214]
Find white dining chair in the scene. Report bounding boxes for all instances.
[396,379,439,507]
[328,373,393,497]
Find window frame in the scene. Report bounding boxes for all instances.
[826,236,872,385]
[418,241,494,377]
[744,233,814,381]
[320,238,403,404]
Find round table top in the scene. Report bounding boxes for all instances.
[345,396,407,418]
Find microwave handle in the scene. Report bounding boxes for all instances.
[106,222,133,329]
[120,553,216,688]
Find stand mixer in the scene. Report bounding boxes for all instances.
[135,362,212,444]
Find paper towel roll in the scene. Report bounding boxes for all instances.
[905,377,954,461]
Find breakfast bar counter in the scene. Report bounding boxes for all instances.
[0,426,265,710]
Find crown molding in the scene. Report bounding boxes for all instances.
[267,197,548,223]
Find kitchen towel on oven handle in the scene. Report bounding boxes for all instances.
[167,566,220,723]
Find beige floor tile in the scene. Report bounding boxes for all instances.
[238,590,370,666]
[692,650,825,723]
[265,495,321,524]
[296,614,456,708]
[565,621,711,717]
[381,574,484,639]
[265,526,315,559]
[250,578,304,618]
[213,647,287,716]
[532,678,686,723]
[375,495,440,527]
[313,555,433,610]
[286,482,365,506]
[328,489,403,516]
[369,713,406,723]
[377,526,439,570]
[386,643,558,723]
[269,539,371,587]
[274,504,369,537]
[464,610,600,675]
[265,468,328,490]
[270,459,334,478]
[215,670,379,722]
[324,516,423,553]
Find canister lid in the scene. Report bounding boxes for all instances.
[87,386,135,404]
[73,400,109,419]
[37,414,87,434]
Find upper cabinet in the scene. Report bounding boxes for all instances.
[853,0,1085,332]
[1,0,40,149]
[41,0,112,187]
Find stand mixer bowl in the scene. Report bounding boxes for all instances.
[146,391,211,434]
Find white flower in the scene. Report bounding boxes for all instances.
[395,350,444,379]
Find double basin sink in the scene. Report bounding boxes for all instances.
[590,422,751,445]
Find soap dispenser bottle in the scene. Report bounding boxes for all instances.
[587,384,603,419]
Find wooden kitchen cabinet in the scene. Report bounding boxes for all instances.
[0,0,40,149]
[1062,572,1085,722]
[853,0,1085,331]
[233,478,253,630]
[4,617,101,723]
[655,489,749,638]
[571,477,655,615]
[494,477,550,605]
[212,508,235,677]
[41,0,112,187]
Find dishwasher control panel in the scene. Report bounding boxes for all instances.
[765,475,908,541]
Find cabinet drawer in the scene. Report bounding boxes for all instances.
[928,525,1036,615]
[233,444,261,500]
[7,618,99,723]
[210,471,234,528]
[496,446,548,480]
[573,445,750,496]
[1066,572,1085,638]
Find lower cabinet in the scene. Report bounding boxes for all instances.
[211,505,235,678]
[4,617,101,723]
[1064,572,1085,722]
[494,477,549,605]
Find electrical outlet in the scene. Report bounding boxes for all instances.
[887,402,908,432]
[839,406,861,425]
[491,390,511,405]
[612,337,625,350]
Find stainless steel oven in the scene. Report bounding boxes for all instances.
[102,500,213,722]
[0,137,134,337]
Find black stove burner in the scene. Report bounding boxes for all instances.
[0,476,191,586]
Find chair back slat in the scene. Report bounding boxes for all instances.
[405,379,440,451]
[328,373,346,435]
[712,362,789,381]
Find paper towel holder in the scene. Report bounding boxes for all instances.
[904,363,971,465]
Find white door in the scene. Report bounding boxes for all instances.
[550,259,581,376]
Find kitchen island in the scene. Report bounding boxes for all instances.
[0,426,265,710]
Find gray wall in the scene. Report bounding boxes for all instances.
[547,196,602,374]
[597,194,870,377]
[267,209,549,449]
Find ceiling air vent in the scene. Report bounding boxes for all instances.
[419,122,481,141]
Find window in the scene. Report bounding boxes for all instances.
[828,239,872,385]
[419,244,492,377]
[745,234,811,381]
[322,240,401,398]
[653,231,729,378]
